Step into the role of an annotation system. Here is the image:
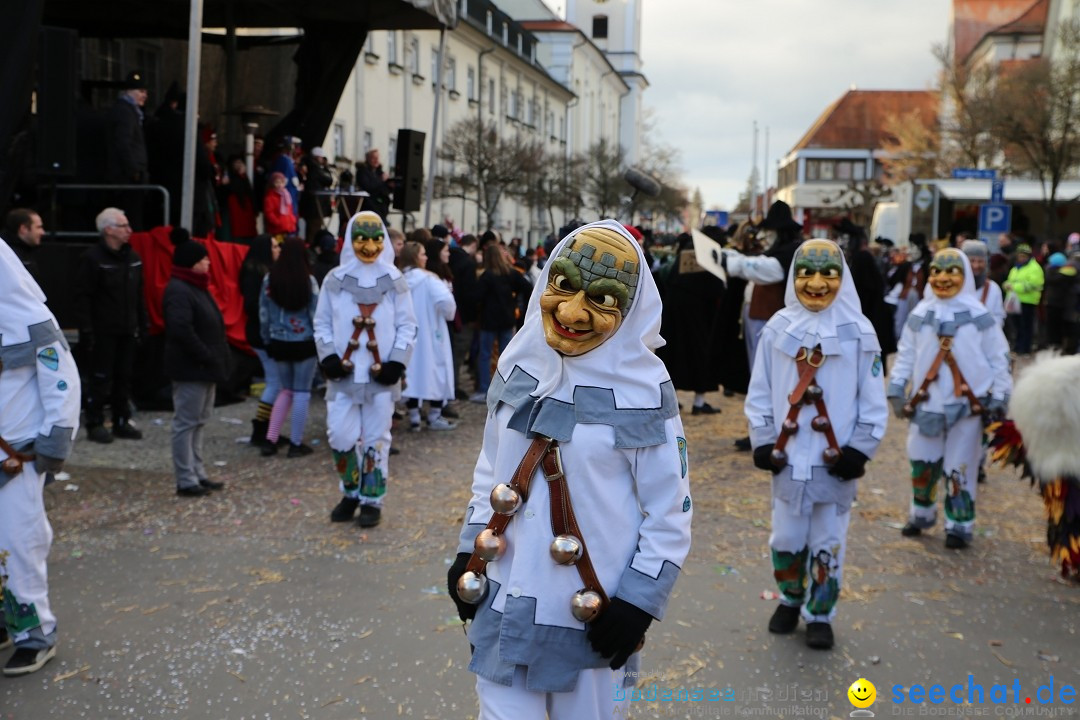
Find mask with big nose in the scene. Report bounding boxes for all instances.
[792,239,843,312]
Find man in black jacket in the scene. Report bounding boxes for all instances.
[448,234,479,396]
[75,208,148,443]
[355,149,391,221]
[2,208,45,286]
[107,71,150,230]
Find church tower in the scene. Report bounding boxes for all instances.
[566,0,647,164]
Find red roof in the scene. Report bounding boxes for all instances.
[792,90,939,151]
[520,20,578,32]
[952,0,1045,64]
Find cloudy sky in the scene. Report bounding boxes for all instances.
[544,0,951,210]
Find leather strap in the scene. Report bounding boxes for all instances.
[981,282,990,304]
[465,436,554,575]
[341,303,382,367]
[0,435,35,477]
[774,347,825,457]
[545,443,610,608]
[909,336,983,414]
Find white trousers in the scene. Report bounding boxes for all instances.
[476,665,628,720]
[0,463,56,649]
[769,498,851,623]
[906,415,981,541]
[326,391,394,505]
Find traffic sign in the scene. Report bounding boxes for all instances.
[991,179,1004,203]
[979,203,1011,234]
[952,168,997,180]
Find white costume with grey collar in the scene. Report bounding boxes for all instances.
[889,252,1012,541]
[0,240,81,651]
[745,245,887,623]
[314,214,417,505]
[456,220,692,717]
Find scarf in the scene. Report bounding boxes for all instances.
[172,265,210,289]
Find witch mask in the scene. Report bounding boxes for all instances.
[540,227,639,356]
[351,211,385,264]
[929,248,965,299]
[793,239,843,312]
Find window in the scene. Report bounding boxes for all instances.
[388,135,397,168]
[486,10,493,35]
[387,31,398,64]
[509,89,518,119]
[805,160,819,181]
[853,162,866,181]
[447,58,457,91]
[559,116,565,141]
[363,130,373,154]
[489,78,495,115]
[819,161,834,181]
[431,48,439,86]
[467,66,476,100]
[332,123,345,161]
[836,161,852,181]
[502,22,508,45]
[592,15,608,39]
[409,36,420,75]
[364,33,374,54]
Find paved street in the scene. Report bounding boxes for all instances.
[2,388,1078,719]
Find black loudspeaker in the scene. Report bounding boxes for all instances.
[35,26,78,177]
[393,128,425,212]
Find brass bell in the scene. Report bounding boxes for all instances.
[914,388,929,403]
[959,383,970,394]
[363,316,376,327]
[570,589,603,622]
[367,340,379,351]
[549,534,583,565]
[352,316,365,328]
[970,402,984,415]
[1,457,22,475]
[347,338,360,350]
[474,529,507,562]
[811,415,831,433]
[781,419,798,436]
[902,403,915,418]
[490,483,522,515]
[370,362,382,376]
[769,447,788,468]
[456,571,488,604]
[822,447,841,466]
[804,384,823,403]
[341,358,354,372]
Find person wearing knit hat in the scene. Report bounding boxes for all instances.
[1043,251,1078,351]
[1004,243,1044,354]
[162,240,231,497]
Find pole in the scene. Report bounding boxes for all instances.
[423,27,447,228]
[750,120,758,220]
[244,122,257,186]
[180,0,204,231]
[762,126,769,209]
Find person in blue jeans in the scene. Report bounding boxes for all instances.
[240,236,281,448]
[259,238,320,457]
[471,244,534,402]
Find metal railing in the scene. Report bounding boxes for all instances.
[48,184,171,238]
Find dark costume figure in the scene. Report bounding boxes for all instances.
[837,218,895,358]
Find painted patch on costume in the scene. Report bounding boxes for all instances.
[37,348,59,371]
[910,459,942,507]
[872,355,882,377]
[677,437,688,478]
[333,449,360,494]
[682,495,691,513]
[2,587,42,636]
[806,547,841,617]
[943,467,975,523]
[57,380,68,391]
[360,446,386,498]
[771,547,808,602]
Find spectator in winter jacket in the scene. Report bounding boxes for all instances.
[470,243,533,402]
[223,155,258,239]
[1004,243,1045,354]
[263,172,297,236]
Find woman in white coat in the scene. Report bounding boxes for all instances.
[397,241,457,430]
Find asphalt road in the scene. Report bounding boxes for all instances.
[2,388,1077,719]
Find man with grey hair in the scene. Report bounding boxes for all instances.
[73,208,148,443]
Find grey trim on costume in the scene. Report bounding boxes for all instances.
[912,401,976,436]
[771,316,880,358]
[907,309,994,335]
[749,417,777,451]
[387,345,413,365]
[847,421,882,459]
[467,579,617,693]
[616,560,682,621]
[886,382,906,398]
[458,505,486,554]
[35,425,74,462]
[392,275,410,294]
[0,320,67,370]
[10,625,56,651]
[771,465,858,515]
[487,366,678,448]
[324,273,397,305]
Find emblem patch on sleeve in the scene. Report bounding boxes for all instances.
[676,437,688,478]
[37,348,59,371]
[57,380,68,391]
[871,354,882,377]
[682,496,691,512]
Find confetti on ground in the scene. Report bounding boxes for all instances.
[53,665,91,682]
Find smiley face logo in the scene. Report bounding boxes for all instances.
[848,678,876,709]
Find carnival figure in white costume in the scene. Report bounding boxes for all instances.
[0,240,81,676]
[745,239,888,650]
[447,221,692,719]
[315,211,417,528]
[888,248,1012,548]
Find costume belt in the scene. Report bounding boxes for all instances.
[341,303,382,375]
[459,435,629,630]
[770,346,841,469]
[903,335,984,417]
[0,436,35,477]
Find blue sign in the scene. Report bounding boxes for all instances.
[704,210,729,228]
[991,179,1004,203]
[953,168,997,180]
[979,203,1011,234]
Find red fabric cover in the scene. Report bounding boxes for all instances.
[130,227,252,354]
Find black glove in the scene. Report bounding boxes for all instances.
[830,446,869,480]
[587,597,653,670]
[320,354,349,380]
[447,551,477,622]
[753,444,781,474]
[373,360,405,385]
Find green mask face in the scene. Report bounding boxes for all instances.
[929,248,965,299]
[792,240,843,312]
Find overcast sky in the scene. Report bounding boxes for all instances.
[544,0,950,210]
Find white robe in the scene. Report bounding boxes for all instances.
[400,269,456,402]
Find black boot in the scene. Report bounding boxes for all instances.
[768,604,801,634]
[901,522,923,537]
[250,419,268,448]
[805,622,834,649]
[358,504,382,528]
[330,497,359,522]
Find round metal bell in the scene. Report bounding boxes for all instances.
[363,316,376,327]
[959,383,970,394]
[781,419,799,436]
[822,447,841,466]
[549,534,583,565]
[769,447,788,468]
[474,529,506,562]
[570,589,603,622]
[352,316,365,328]
[347,338,360,350]
[366,340,379,351]
[811,415,831,433]
[970,401,984,415]
[341,358,354,372]
[369,362,382,376]
[1,457,21,475]
[804,384,824,403]
[489,483,522,515]
[456,571,488,604]
[914,388,929,403]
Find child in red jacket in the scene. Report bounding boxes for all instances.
[264,171,297,235]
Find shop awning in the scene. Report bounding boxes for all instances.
[930,178,1080,203]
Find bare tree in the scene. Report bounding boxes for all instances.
[880,107,951,183]
[820,179,892,227]
[582,138,625,219]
